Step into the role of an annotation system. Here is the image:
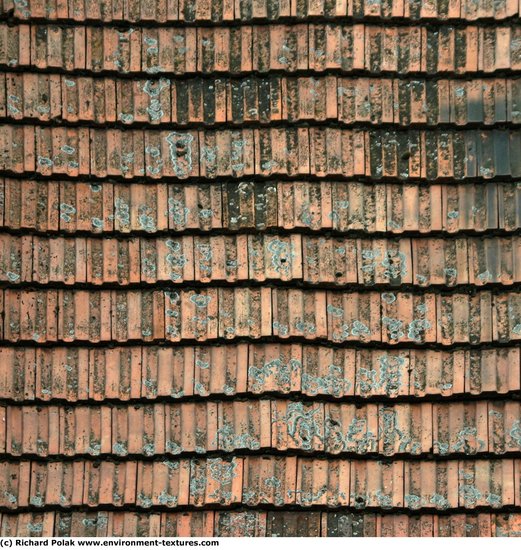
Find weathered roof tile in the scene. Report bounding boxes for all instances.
[3,0,521,534]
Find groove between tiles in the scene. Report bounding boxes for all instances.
[1,280,519,294]
[2,448,521,464]
[2,170,521,187]
[0,337,518,352]
[1,226,520,240]
[2,64,521,83]
[1,279,520,293]
[2,503,521,516]
[4,12,521,29]
[2,13,521,29]
[2,390,521,408]
[1,116,521,133]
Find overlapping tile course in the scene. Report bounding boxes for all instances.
[1,345,519,400]
[3,0,521,22]
[4,74,521,128]
[1,0,521,538]
[1,233,521,286]
[2,179,520,234]
[2,23,521,75]
[2,457,521,509]
[3,399,521,457]
[1,510,521,537]
[3,125,521,180]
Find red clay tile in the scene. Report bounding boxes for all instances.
[302,346,355,397]
[350,460,404,509]
[459,459,515,508]
[2,3,521,536]
[296,458,350,507]
[89,348,142,401]
[325,403,378,454]
[141,347,191,399]
[355,350,410,398]
[4,73,521,127]
[32,460,85,507]
[242,456,297,506]
[433,401,489,455]
[195,344,248,396]
[5,508,521,536]
[466,348,521,395]
[84,460,137,507]
[6,0,521,21]
[7,399,521,459]
[488,401,521,454]
[162,511,215,537]
[135,460,190,508]
[214,511,267,537]
[378,403,432,456]
[2,343,510,404]
[272,401,324,452]
[189,457,243,506]
[164,402,219,454]
[412,237,469,286]
[4,125,521,179]
[404,460,459,510]
[1,180,519,236]
[0,512,56,537]
[0,462,31,508]
[218,400,270,451]
[247,343,302,394]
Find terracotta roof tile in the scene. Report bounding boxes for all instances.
[5,0,521,22]
[1,345,519,403]
[4,233,519,286]
[242,455,297,506]
[161,511,215,536]
[4,509,521,537]
[2,179,519,235]
[267,511,321,536]
[1,511,57,537]
[3,1,521,536]
[4,399,521,459]
[2,23,521,74]
[4,74,521,128]
[3,125,521,179]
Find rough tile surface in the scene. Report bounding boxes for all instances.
[0,0,521,538]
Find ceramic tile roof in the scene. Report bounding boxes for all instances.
[1,0,521,539]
